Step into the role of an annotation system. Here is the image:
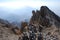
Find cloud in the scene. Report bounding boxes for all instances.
[0,1,45,8]
[0,0,60,9]
[0,0,60,2]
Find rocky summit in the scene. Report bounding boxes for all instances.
[0,6,60,40]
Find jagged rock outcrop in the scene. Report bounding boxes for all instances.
[19,6,60,40]
[30,6,60,27]
[29,6,60,40]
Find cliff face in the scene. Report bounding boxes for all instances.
[30,6,60,27]
[29,6,60,40]
[0,6,60,40]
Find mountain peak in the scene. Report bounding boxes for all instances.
[41,6,49,9]
[30,6,60,27]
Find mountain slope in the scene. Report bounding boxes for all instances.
[19,6,60,40]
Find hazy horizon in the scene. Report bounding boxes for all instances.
[0,0,60,23]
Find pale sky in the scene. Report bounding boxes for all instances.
[0,0,60,16]
[0,0,59,9]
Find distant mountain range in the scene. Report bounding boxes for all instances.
[0,6,36,26]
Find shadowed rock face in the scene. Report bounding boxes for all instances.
[29,6,60,40]
[30,6,60,27]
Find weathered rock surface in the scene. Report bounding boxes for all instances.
[0,24,20,40]
[29,6,60,40]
